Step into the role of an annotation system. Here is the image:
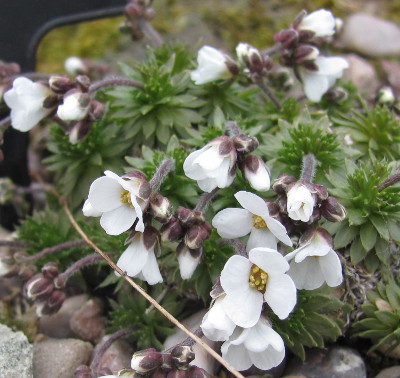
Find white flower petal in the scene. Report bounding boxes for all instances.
[140,250,163,285]
[88,176,123,212]
[82,200,102,217]
[301,70,330,102]
[244,161,270,191]
[235,191,270,218]
[315,56,349,76]
[247,228,277,251]
[177,248,201,280]
[193,146,223,171]
[197,177,218,192]
[220,255,251,295]
[100,205,137,235]
[221,337,253,371]
[250,346,285,371]
[288,258,325,290]
[249,248,289,275]
[116,240,148,277]
[319,250,343,287]
[212,208,253,239]
[299,9,336,37]
[264,273,297,319]
[57,92,89,121]
[265,217,292,246]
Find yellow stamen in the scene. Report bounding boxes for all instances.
[120,190,133,208]
[252,215,267,229]
[249,264,269,293]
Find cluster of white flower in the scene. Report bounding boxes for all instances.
[190,9,349,103]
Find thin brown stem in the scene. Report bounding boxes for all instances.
[379,172,400,192]
[194,188,219,212]
[0,240,30,248]
[61,200,244,378]
[90,327,133,376]
[254,76,282,110]
[300,153,317,183]
[149,158,175,192]
[142,20,163,47]
[88,77,144,95]
[19,240,86,262]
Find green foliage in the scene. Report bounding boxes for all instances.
[45,119,131,208]
[353,277,400,353]
[108,285,186,350]
[334,102,400,160]
[107,45,205,147]
[260,109,342,182]
[16,207,89,269]
[271,287,350,360]
[327,160,400,270]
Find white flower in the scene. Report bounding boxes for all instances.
[116,228,162,285]
[221,316,285,371]
[285,229,343,290]
[84,170,150,235]
[65,56,87,75]
[242,155,270,192]
[286,183,315,222]
[212,191,292,251]
[177,244,202,280]
[220,248,297,327]
[3,77,53,131]
[236,43,261,67]
[298,9,336,38]
[201,296,236,341]
[300,56,349,102]
[183,136,237,192]
[57,92,90,121]
[191,46,231,85]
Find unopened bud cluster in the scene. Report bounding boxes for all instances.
[23,262,66,316]
[121,0,155,40]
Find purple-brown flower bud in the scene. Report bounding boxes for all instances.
[313,184,328,202]
[307,206,321,224]
[143,226,160,251]
[274,29,299,48]
[241,155,270,191]
[42,93,60,109]
[273,173,297,194]
[176,206,192,225]
[131,348,162,374]
[171,346,195,369]
[89,99,105,121]
[123,171,151,200]
[232,134,259,154]
[150,193,172,223]
[321,196,346,222]
[188,366,210,378]
[24,274,54,300]
[49,75,74,93]
[160,353,174,372]
[41,262,59,279]
[75,75,91,91]
[184,223,211,250]
[68,120,92,144]
[39,290,66,316]
[160,217,184,242]
[18,265,36,281]
[294,45,319,64]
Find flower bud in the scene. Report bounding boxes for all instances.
[49,75,74,93]
[123,171,151,200]
[40,290,66,316]
[184,223,211,250]
[160,353,174,372]
[42,93,60,109]
[89,99,105,121]
[41,262,59,279]
[274,29,299,48]
[176,207,192,225]
[272,173,296,194]
[160,217,184,242]
[313,184,328,201]
[131,348,162,374]
[236,43,264,73]
[75,75,91,91]
[308,206,321,224]
[294,45,319,64]
[73,365,92,378]
[57,91,90,122]
[143,226,160,251]
[65,57,88,76]
[24,274,54,300]
[377,86,395,105]
[188,366,210,378]
[177,243,202,280]
[241,155,270,191]
[321,196,346,222]
[232,134,259,154]
[324,87,348,103]
[286,182,316,222]
[171,346,195,369]
[68,120,92,144]
[150,193,172,223]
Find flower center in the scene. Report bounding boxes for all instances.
[120,190,133,207]
[249,264,268,293]
[252,215,266,229]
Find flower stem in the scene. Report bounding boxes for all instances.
[254,76,282,110]
[149,158,175,192]
[225,120,242,137]
[61,199,244,378]
[226,239,247,257]
[194,188,219,212]
[379,172,400,192]
[55,253,111,288]
[18,240,86,262]
[88,77,144,95]
[142,20,163,47]
[300,153,317,183]
[90,327,133,376]
[0,240,29,248]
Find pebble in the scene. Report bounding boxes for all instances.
[0,324,33,378]
[69,299,106,343]
[343,54,379,96]
[283,346,366,378]
[33,338,93,378]
[375,366,400,378]
[93,335,134,374]
[39,294,88,338]
[341,13,400,57]
[381,60,400,93]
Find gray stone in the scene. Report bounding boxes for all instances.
[93,335,134,374]
[343,54,379,97]
[375,366,400,378]
[381,60,400,93]
[69,299,106,343]
[341,13,400,57]
[39,294,88,338]
[0,324,33,378]
[283,347,366,378]
[33,338,93,378]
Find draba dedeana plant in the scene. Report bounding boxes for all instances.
[1,1,400,377]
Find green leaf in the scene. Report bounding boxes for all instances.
[375,238,390,265]
[334,223,357,249]
[370,215,390,240]
[347,208,367,226]
[350,237,368,264]
[388,220,400,242]
[364,253,380,272]
[375,311,399,329]
[386,280,400,309]
[360,222,377,252]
